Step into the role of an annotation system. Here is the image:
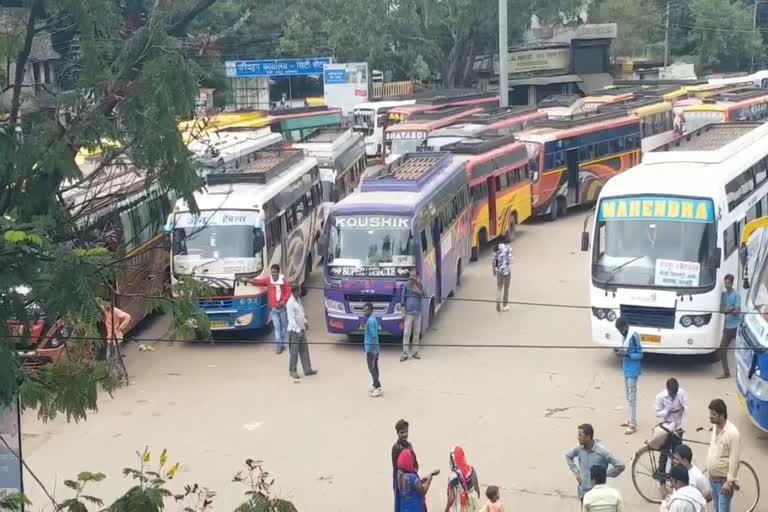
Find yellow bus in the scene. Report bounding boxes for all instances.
[178,111,266,142]
[682,88,768,132]
[441,134,533,259]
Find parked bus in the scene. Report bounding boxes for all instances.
[578,91,636,112]
[352,100,416,157]
[322,152,471,337]
[682,88,768,132]
[168,148,322,333]
[583,122,768,354]
[188,128,283,177]
[291,127,366,222]
[736,216,768,432]
[211,106,343,142]
[516,111,642,220]
[441,135,533,260]
[708,70,768,89]
[598,98,675,151]
[384,106,487,162]
[179,111,266,142]
[385,90,498,127]
[537,94,585,119]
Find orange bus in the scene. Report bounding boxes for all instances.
[442,135,533,260]
[682,87,768,132]
[516,111,642,220]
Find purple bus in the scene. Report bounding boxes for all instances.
[323,152,472,337]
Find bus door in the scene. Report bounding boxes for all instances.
[432,217,443,303]
[566,148,580,206]
[487,176,497,237]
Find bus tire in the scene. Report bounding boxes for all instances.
[557,196,568,217]
[548,199,558,222]
[470,245,479,262]
[507,213,517,242]
[456,260,462,288]
[428,298,435,332]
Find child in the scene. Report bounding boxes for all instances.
[363,302,382,397]
[482,485,504,512]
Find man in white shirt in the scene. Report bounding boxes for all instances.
[582,465,623,512]
[665,464,707,512]
[673,444,712,503]
[286,286,317,379]
[655,378,688,475]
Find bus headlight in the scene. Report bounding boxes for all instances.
[748,376,768,399]
[235,313,253,326]
[680,314,711,327]
[325,299,345,313]
[592,308,615,321]
[606,310,617,321]
[394,303,403,314]
[680,315,693,327]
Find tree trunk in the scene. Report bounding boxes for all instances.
[9,0,43,125]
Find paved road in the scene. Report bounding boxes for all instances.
[22,211,768,511]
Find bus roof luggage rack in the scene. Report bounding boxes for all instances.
[298,127,349,143]
[362,152,452,192]
[534,109,628,128]
[537,94,582,108]
[269,105,333,116]
[600,97,665,112]
[466,106,538,124]
[709,87,767,102]
[441,134,519,154]
[644,123,766,164]
[206,148,305,185]
[390,89,496,105]
[613,79,706,87]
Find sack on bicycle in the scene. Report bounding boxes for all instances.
[647,423,671,450]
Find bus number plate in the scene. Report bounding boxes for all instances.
[640,334,661,344]
[210,321,230,330]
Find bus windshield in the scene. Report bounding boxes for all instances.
[592,197,717,290]
[390,138,426,156]
[352,108,375,135]
[173,224,264,275]
[684,111,725,132]
[327,214,416,269]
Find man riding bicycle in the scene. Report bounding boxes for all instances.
[655,378,689,478]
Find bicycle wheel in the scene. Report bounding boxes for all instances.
[631,445,665,504]
[731,460,761,512]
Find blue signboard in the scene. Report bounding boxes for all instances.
[324,69,347,84]
[225,57,332,78]
[598,196,715,223]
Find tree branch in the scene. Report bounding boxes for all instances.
[9,0,44,125]
[169,0,218,37]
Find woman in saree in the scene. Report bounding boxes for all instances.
[396,448,438,512]
[445,446,481,512]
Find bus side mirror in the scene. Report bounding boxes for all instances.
[581,231,590,252]
[711,247,722,269]
[253,229,265,255]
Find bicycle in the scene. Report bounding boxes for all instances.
[631,425,760,512]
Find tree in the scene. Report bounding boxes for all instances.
[589,0,665,57]
[0,0,224,422]
[689,0,763,71]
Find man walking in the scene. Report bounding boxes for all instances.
[582,465,623,512]
[286,286,316,379]
[718,274,741,378]
[615,316,643,435]
[655,377,689,475]
[492,237,513,312]
[665,465,707,512]
[565,423,625,502]
[707,399,741,512]
[400,269,424,361]
[245,264,291,354]
[363,303,382,397]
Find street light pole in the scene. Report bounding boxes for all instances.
[499,0,509,107]
[752,0,759,71]
[663,0,670,68]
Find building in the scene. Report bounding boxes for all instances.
[474,23,618,106]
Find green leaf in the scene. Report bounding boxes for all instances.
[3,231,27,244]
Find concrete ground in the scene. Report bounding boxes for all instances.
[21,211,768,511]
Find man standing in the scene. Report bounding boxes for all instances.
[363,303,382,397]
[673,444,712,502]
[286,286,316,379]
[665,465,707,512]
[582,465,623,512]
[400,269,424,361]
[616,316,643,435]
[102,301,132,345]
[719,274,741,379]
[245,264,291,354]
[565,423,625,502]
[706,399,741,512]
[391,419,418,511]
[492,236,513,312]
[655,377,689,475]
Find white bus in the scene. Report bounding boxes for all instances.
[584,122,768,354]
[352,100,415,157]
[290,127,366,222]
[168,148,322,334]
[188,128,283,177]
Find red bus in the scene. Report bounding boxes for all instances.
[385,90,498,126]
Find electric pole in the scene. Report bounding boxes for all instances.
[499,0,509,107]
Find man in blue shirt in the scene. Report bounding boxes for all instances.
[363,303,382,397]
[400,269,424,361]
[616,316,643,435]
[719,274,741,379]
